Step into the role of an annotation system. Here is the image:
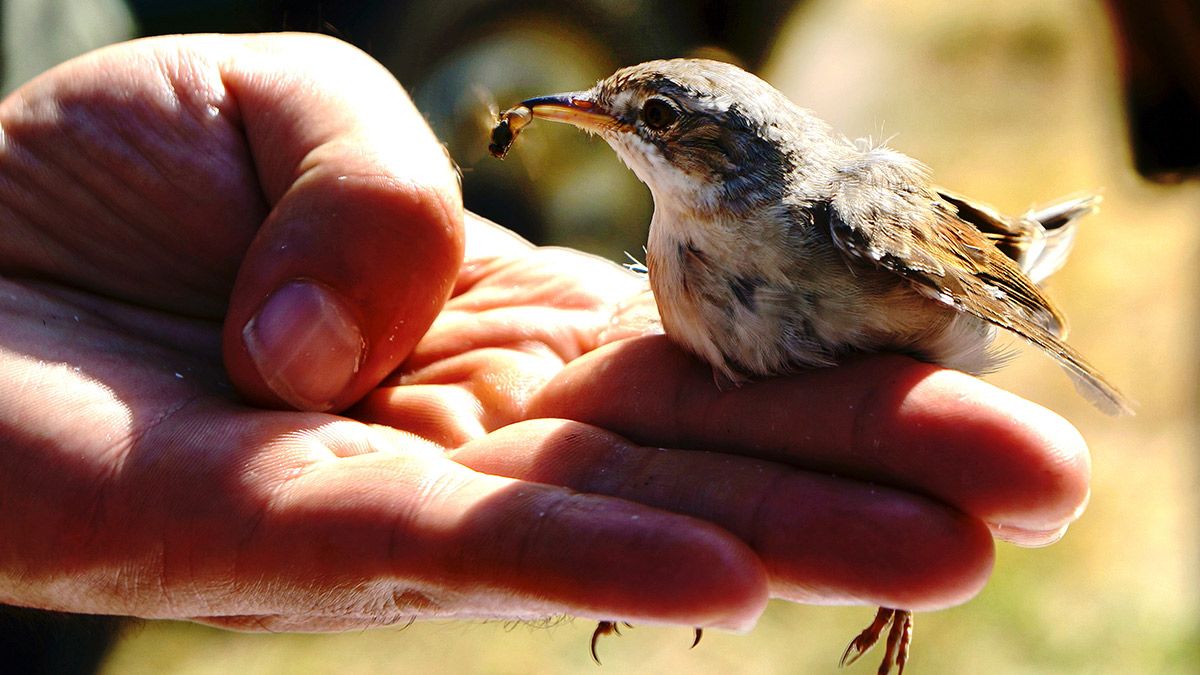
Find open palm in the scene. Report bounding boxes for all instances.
[0,34,1089,634]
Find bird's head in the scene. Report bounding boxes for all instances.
[520,59,824,213]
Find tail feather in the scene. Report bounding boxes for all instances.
[1009,312,1134,416]
[1056,352,1135,417]
[937,190,1098,286]
[1021,194,1098,285]
[937,190,1130,415]
[1066,367,1136,416]
[1022,196,1132,413]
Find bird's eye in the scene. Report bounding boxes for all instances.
[640,98,679,131]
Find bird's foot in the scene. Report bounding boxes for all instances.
[588,622,704,665]
[590,621,628,664]
[839,607,913,675]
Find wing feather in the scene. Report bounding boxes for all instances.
[827,149,1132,415]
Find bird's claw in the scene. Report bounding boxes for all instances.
[839,607,893,667]
[590,621,619,664]
[839,607,913,675]
[589,622,704,664]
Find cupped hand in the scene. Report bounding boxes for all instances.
[370,223,1089,613]
[0,33,1089,634]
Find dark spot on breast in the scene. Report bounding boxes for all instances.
[730,275,762,312]
[675,241,709,292]
[679,241,709,266]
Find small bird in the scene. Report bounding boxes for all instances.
[492,58,1131,674]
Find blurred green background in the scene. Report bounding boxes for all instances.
[4,0,1197,673]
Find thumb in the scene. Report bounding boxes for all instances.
[217,34,463,411]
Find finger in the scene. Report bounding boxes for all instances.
[215,34,464,411]
[528,337,1091,543]
[452,419,994,611]
[240,456,766,631]
[460,211,535,265]
[134,415,767,631]
[355,384,488,449]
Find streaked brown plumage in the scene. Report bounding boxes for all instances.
[495,58,1131,674]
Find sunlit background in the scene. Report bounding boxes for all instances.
[5,0,1197,673]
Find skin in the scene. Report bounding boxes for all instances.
[0,34,1089,634]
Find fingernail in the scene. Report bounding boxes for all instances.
[243,279,365,411]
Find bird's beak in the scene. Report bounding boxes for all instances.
[520,93,625,133]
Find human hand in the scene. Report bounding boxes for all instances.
[0,33,1089,634]
[355,214,1091,619]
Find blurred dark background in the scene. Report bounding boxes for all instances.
[117,0,804,254]
[7,0,1193,252]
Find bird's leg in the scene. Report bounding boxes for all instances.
[840,607,895,667]
[588,622,704,664]
[839,607,913,674]
[888,610,913,675]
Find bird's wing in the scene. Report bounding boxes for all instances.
[935,188,1043,268]
[826,149,1131,415]
[936,188,1095,286]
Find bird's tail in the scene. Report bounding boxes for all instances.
[940,190,1130,414]
[1053,336,1136,416]
[1019,194,1099,285]
[937,190,1099,286]
[1020,195,1132,414]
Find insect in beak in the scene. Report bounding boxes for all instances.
[488,93,624,158]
